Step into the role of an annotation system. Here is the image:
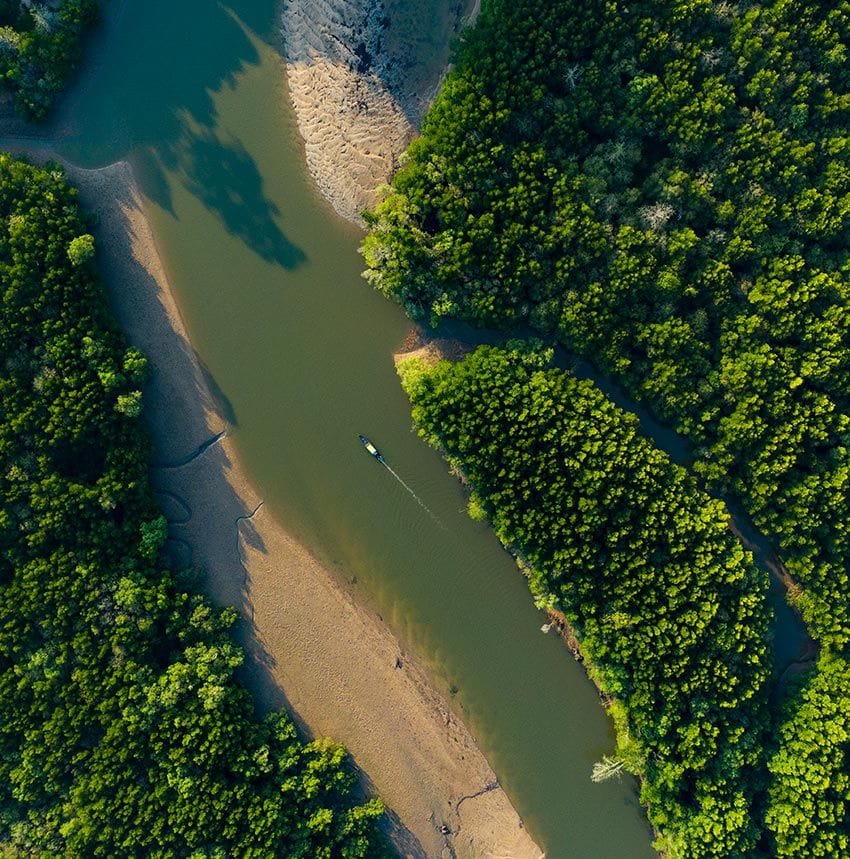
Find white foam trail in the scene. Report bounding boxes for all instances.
[383,463,444,528]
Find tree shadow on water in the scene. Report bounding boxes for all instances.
[180,128,305,269]
[52,0,306,269]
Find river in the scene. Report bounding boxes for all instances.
[30,0,709,855]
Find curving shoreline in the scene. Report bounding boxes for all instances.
[47,156,543,858]
[281,0,476,223]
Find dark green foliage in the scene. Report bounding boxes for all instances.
[0,154,386,856]
[369,1,850,851]
[0,0,100,120]
[400,343,773,858]
[765,654,850,857]
[363,0,850,649]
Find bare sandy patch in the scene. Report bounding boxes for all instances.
[285,55,414,223]
[394,333,474,367]
[30,155,543,858]
[281,0,476,223]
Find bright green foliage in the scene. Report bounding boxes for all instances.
[364,0,850,648]
[766,654,850,857]
[400,343,773,858]
[0,0,99,120]
[67,232,94,266]
[0,155,386,855]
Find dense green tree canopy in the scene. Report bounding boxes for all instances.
[366,1,850,852]
[399,343,773,858]
[765,654,850,857]
[0,0,99,119]
[0,154,386,856]
[364,0,850,650]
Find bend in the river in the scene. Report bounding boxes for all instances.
[2,1,750,855]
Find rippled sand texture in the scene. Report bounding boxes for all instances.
[281,0,475,222]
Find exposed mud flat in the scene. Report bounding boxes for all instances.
[281,0,475,223]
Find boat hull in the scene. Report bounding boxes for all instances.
[358,434,385,463]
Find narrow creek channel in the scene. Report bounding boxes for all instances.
[430,317,814,679]
[11,0,805,856]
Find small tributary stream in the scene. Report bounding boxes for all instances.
[8,0,807,855]
[432,317,813,678]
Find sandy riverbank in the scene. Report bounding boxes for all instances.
[281,0,476,223]
[39,156,543,858]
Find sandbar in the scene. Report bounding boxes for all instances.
[281,0,477,223]
[38,155,544,858]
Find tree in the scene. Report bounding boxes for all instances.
[67,232,95,266]
[399,343,772,857]
[0,155,388,856]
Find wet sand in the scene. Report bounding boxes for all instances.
[281,0,476,222]
[49,156,543,859]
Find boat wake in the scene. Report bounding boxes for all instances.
[383,463,444,528]
[359,434,444,528]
